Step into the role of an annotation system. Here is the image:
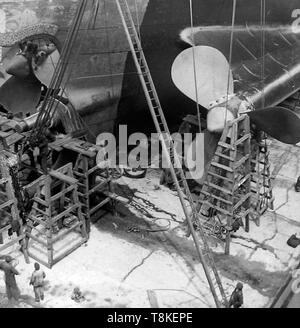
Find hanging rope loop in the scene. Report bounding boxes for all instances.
[189,0,202,133]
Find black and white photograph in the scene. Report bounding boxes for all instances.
[0,0,300,312]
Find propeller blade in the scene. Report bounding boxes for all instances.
[247,107,300,144]
[171,46,234,108]
[32,49,60,87]
[0,76,41,115]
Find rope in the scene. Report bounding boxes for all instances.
[225,0,237,124]
[188,0,202,133]
[46,0,101,134]
[260,0,266,108]
[32,0,87,138]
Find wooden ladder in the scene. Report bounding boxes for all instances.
[250,140,274,225]
[25,163,87,268]
[195,115,252,255]
[74,153,114,234]
[0,150,29,262]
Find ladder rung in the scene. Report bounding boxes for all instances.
[0,200,14,210]
[204,181,232,195]
[235,134,251,146]
[33,197,47,207]
[199,191,233,205]
[218,141,235,150]
[233,193,251,211]
[233,154,250,169]
[210,162,233,172]
[234,173,251,190]
[32,205,47,216]
[207,171,233,183]
[215,152,234,161]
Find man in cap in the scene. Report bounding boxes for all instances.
[29,262,46,303]
[0,255,20,302]
[229,282,244,308]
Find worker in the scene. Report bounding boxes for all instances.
[29,262,46,303]
[0,255,21,302]
[229,282,244,308]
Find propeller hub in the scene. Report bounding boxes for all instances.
[207,106,235,133]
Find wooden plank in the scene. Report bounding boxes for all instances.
[234,174,251,190]
[235,134,251,146]
[218,141,235,150]
[0,200,14,210]
[207,171,233,183]
[88,180,108,195]
[33,197,47,207]
[27,233,48,248]
[89,197,111,215]
[200,190,232,205]
[49,171,78,185]
[210,162,233,172]
[0,131,12,138]
[0,224,11,234]
[233,193,252,211]
[52,240,86,266]
[0,235,24,252]
[30,215,48,226]
[204,181,232,195]
[63,142,95,158]
[107,192,129,204]
[233,154,250,169]
[27,252,50,269]
[4,132,24,146]
[215,151,234,161]
[32,205,48,217]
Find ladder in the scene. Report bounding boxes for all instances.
[115,0,228,307]
[195,115,252,254]
[0,151,29,262]
[250,140,274,225]
[74,152,114,233]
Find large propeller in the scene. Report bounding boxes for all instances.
[0,40,60,116]
[171,45,300,145]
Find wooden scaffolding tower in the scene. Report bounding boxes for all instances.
[0,150,29,262]
[49,137,115,234]
[194,115,274,254]
[74,150,114,234]
[250,139,274,225]
[195,115,252,255]
[25,163,88,268]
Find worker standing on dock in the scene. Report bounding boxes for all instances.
[29,262,46,303]
[229,282,244,308]
[0,255,21,303]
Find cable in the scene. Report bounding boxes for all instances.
[225,0,237,124]
[32,0,87,136]
[260,0,268,207]
[189,0,202,133]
